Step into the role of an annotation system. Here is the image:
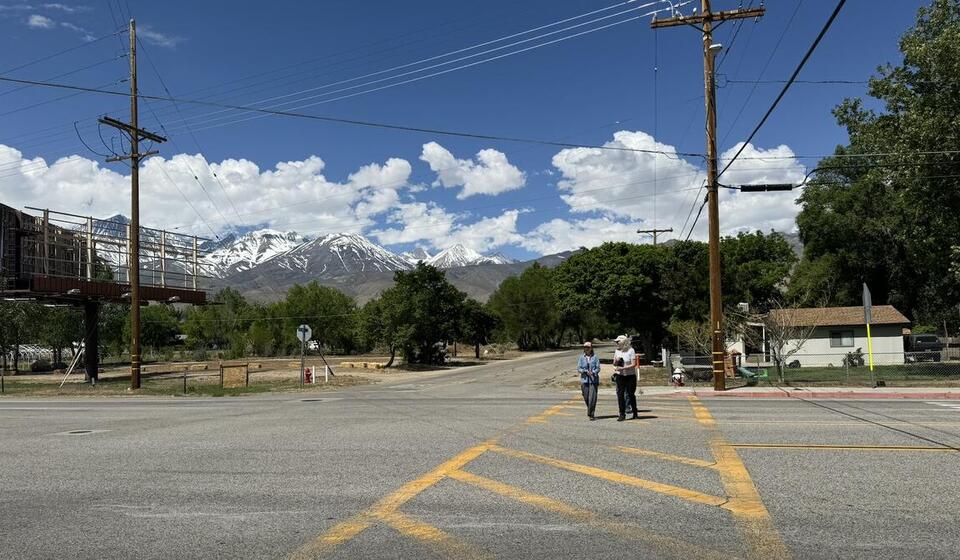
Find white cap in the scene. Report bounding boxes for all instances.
[615,335,628,344]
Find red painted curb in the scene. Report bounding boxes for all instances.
[680,391,960,399]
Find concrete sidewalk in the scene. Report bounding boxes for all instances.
[629,385,960,399]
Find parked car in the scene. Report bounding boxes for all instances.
[904,334,943,362]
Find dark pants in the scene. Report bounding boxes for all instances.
[616,374,637,417]
[580,383,598,417]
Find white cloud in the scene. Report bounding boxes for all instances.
[26,13,53,28]
[549,130,807,244]
[43,3,89,13]
[681,142,808,240]
[138,26,183,48]
[420,141,525,199]
[445,210,523,252]
[60,21,93,40]
[520,217,644,255]
[551,130,703,223]
[369,202,457,246]
[0,144,413,240]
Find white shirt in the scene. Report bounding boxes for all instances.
[614,347,637,376]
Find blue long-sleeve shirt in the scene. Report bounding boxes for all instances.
[577,353,601,385]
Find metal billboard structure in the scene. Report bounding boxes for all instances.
[0,204,211,381]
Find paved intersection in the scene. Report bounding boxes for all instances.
[1,350,959,559]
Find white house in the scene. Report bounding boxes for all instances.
[732,305,910,368]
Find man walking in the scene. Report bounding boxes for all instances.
[613,335,638,421]
[577,342,600,420]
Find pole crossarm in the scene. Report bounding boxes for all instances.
[98,116,167,144]
[651,7,765,28]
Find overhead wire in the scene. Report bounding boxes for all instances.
[159,2,673,133]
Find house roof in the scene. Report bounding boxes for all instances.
[768,305,910,328]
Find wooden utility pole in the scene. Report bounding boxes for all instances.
[652,1,764,391]
[99,19,165,390]
[637,227,673,246]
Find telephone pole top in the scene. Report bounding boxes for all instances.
[637,228,673,246]
[652,1,765,391]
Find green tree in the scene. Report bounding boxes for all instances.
[488,263,561,350]
[0,301,41,371]
[182,287,250,356]
[280,282,357,354]
[459,298,499,359]
[38,307,84,365]
[375,263,467,365]
[796,0,960,326]
[125,304,180,354]
[721,231,797,310]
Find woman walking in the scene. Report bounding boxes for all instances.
[577,342,600,420]
[613,335,638,421]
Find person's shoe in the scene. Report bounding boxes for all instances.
[617,416,626,422]
[631,413,639,420]
[589,416,596,421]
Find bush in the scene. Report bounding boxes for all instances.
[30,359,53,372]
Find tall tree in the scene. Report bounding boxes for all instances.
[375,263,467,365]
[488,263,561,350]
[796,0,960,326]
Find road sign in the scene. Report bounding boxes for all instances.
[862,283,872,324]
[296,324,312,342]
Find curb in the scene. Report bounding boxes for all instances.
[678,390,960,400]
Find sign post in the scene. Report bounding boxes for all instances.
[863,283,875,374]
[296,324,312,388]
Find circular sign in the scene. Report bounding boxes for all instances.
[296,324,312,342]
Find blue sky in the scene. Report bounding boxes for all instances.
[0,1,930,259]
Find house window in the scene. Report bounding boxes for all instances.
[830,330,854,348]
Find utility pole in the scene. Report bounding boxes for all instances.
[99,19,166,390]
[652,1,764,391]
[637,227,673,246]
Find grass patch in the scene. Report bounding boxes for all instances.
[0,374,373,397]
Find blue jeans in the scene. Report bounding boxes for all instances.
[580,383,597,417]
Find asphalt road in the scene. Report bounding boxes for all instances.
[2,350,959,559]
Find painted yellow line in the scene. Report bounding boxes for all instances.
[376,510,492,560]
[525,399,579,424]
[449,470,738,560]
[290,440,493,559]
[733,443,956,452]
[489,444,728,508]
[689,397,791,560]
[615,446,717,469]
[290,397,577,558]
[288,515,374,560]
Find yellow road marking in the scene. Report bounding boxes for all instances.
[290,441,493,559]
[689,397,791,560]
[377,510,492,560]
[291,396,578,558]
[733,443,957,452]
[525,399,579,424]
[489,444,728,508]
[449,470,739,560]
[615,446,717,469]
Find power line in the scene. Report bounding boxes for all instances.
[158,3,668,133]
[0,75,706,158]
[0,28,124,77]
[719,0,804,148]
[717,0,847,180]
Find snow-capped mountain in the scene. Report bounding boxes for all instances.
[427,244,516,268]
[204,229,305,277]
[401,247,433,265]
[260,232,412,277]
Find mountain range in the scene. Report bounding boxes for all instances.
[84,217,531,301]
